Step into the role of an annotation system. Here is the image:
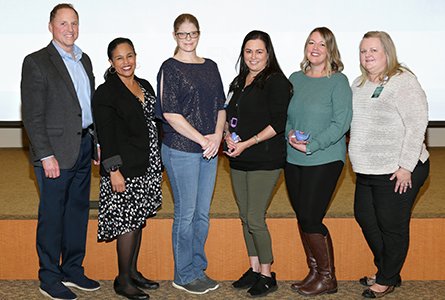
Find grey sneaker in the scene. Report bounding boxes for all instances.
[172,278,210,295]
[199,273,219,291]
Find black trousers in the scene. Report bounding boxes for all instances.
[284,160,344,235]
[354,159,430,286]
[35,134,92,287]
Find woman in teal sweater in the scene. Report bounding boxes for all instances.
[284,27,352,297]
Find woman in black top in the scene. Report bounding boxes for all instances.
[224,30,292,298]
[93,38,162,300]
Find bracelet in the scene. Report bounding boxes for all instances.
[254,135,260,144]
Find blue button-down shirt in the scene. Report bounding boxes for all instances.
[52,41,93,128]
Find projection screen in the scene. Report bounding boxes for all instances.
[0,0,443,121]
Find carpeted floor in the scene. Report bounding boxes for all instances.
[0,280,445,300]
[0,148,444,219]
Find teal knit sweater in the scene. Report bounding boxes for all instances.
[286,71,352,166]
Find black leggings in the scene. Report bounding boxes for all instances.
[285,161,344,235]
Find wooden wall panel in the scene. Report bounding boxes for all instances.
[1,218,444,280]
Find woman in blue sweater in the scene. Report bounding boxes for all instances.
[156,14,226,295]
[285,27,352,296]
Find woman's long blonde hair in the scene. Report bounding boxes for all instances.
[300,27,344,77]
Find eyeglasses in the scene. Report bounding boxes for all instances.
[175,31,200,40]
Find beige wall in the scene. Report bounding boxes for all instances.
[0,128,25,148]
[427,127,445,147]
[1,127,444,148]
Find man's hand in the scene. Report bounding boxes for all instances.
[42,156,60,178]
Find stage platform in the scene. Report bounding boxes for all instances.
[0,148,444,281]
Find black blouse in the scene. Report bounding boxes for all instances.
[226,73,292,171]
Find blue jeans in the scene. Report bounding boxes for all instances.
[161,144,218,285]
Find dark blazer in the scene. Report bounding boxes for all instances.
[92,73,155,178]
[21,42,95,169]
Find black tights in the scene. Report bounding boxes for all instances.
[285,161,343,235]
[116,228,142,292]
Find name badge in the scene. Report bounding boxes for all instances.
[371,86,384,98]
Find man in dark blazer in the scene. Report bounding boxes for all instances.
[21,4,100,300]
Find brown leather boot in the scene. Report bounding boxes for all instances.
[291,225,317,290]
[297,232,337,296]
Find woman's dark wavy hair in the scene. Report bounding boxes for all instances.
[230,30,287,91]
[103,37,136,80]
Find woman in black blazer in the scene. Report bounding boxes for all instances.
[93,37,162,300]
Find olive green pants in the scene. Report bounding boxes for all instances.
[230,168,281,264]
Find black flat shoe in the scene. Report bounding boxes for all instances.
[247,272,278,298]
[232,268,260,289]
[362,286,395,298]
[359,276,376,287]
[114,277,150,300]
[359,276,402,288]
[131,272,160,290]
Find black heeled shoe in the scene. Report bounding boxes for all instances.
[131,272,160,290]
[114,277,150,300]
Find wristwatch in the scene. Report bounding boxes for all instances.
[110,165,119,172]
